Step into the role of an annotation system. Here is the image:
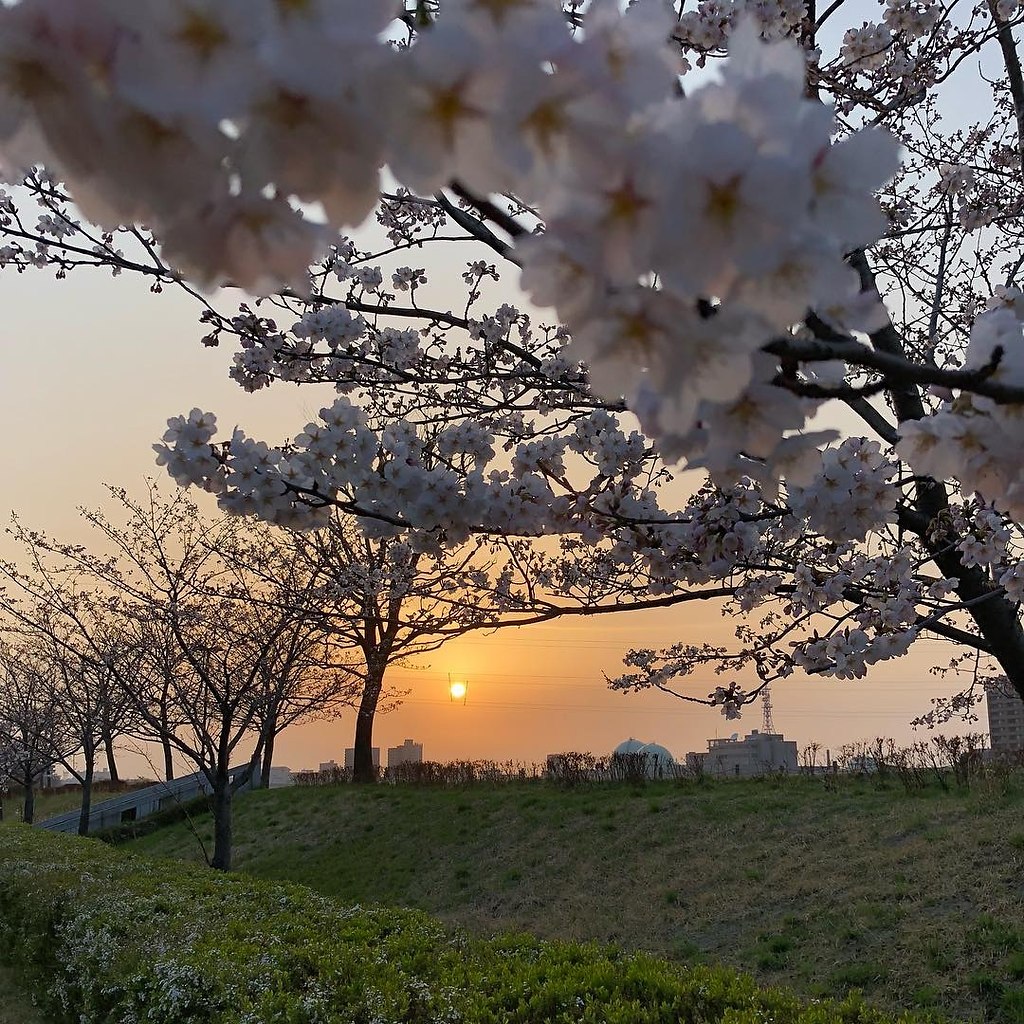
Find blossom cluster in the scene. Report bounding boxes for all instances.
[787,438,900,542]
[154,400,653,542]
[792,624,917,679]
[898,305,1024,521]
[0,0,898,469]
[7,0,1019,719]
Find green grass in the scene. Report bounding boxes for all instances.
[2,789,83,822]
[0,964,51,1024]
[129,773,1024,1022]
[3,780,153,824]
[1,827,938,1024]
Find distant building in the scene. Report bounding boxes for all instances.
[319,760,341,774]
[268,766,294,788]
[689,730,798,777]
[987,679,1024,752]
[612,738,677,778]
[387,739,423,768]
[613,738,647,756]
[343,747,380,770]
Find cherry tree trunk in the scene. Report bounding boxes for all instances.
[352,669,384,784]
[260,728,276,790]
[211,774,232,871]
[102,730,119,784]
[22,768,34,825]
[77,748,95,836]
[162,736,174,782]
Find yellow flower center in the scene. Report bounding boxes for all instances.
[473,0,534,25]
[604,179,649,226]
[176,10,229,62]
[276,0,314,16]
[2,55,62,101]
[427,81,479,147]
[706,176,742,226]
[522,99,566,156]
[261,90,314,131]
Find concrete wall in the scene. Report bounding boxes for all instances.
[35,764,257,835]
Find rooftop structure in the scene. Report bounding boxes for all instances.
[689,730,798,777]
[387,739,423,768]
[613,738,646,757]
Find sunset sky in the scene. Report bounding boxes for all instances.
[0,234,982,778]
[0,0,1003,777]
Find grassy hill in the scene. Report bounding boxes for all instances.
[3,780,155,824]
[0,965,49,1024]
[129,774,1024,1023]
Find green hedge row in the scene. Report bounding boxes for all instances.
[0,827,935,1024]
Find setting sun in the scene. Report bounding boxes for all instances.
[449,680,468,702]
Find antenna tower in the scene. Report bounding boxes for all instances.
[762,686,776,735]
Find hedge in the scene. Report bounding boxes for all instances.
[0,827,938,1024]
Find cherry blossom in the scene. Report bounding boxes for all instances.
[6,0,1024,729]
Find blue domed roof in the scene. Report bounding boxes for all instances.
[638,742,676,765]
[613,738,647,756]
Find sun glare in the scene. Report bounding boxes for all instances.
[449,680,468,701]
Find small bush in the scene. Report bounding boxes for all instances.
[0,827,938,1024]
[830,962,889,992]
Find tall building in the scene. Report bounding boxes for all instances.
[688,730,798,777]
[387,739,423,768]
[986,679,1024,752]
[343,747,380,770]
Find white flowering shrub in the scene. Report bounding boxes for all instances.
[0,827,936,1024]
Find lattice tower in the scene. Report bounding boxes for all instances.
[762,686,776,735]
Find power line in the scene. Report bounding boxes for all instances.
[393,696,950,718]
[388,669,965,691]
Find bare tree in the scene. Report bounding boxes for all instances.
[0,484,360,868]
[13,598,140,834]
[0,642,66,824]
[175,523,361,790]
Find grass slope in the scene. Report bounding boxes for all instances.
[0,964,51,1024]
[3,781,155,824]
[131,775,1024,1022]
[0,827,943,1024]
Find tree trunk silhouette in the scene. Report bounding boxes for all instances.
[77,743,95,836]
[102,730,119,784]
[22,766,34,825]
[260,727,276,789]
[352,666,384,784]
[211,773,232,871]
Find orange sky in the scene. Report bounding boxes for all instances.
[0,242,982,779]
[271,607,974,772]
